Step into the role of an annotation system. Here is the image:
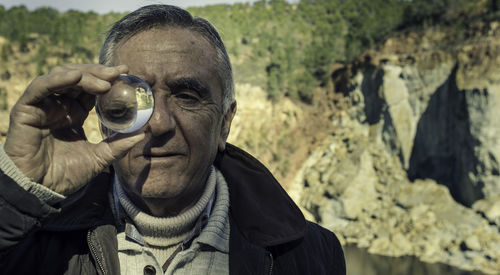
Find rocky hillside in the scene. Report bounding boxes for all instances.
[288,19,500,274]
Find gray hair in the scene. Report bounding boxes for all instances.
[99,5,235,114]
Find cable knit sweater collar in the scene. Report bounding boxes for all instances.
[113,166,216,247]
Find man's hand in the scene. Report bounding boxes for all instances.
[3,64,145,195]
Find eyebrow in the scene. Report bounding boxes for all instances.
[167,77,210,97]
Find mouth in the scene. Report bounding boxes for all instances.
[131,139,186,159]
[142,152,184,159]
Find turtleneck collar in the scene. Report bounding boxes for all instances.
[113,166,216,247]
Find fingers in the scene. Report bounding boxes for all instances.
[92,131,145,168]
[10,64,129,131]
[50,64,128,80]
[62,66,112,94]
[64,64,129,82]
[20,70,83,105]
[64,64,128,94]
[21,64,129,106]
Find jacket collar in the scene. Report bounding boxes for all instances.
[44,144,306,248]
[215,143,306,248]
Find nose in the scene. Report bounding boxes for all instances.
[146,92,176,137]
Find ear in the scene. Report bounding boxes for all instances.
[218,101,237,152]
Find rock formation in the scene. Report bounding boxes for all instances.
[289,20,500,274]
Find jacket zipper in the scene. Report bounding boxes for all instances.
[87,230,106,275]
[268,252,274,275]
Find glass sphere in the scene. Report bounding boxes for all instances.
[96,74,154,134]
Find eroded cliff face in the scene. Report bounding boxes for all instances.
[342,26,500,208]
[289,21,500,273]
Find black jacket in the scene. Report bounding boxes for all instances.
[0,144,345,274]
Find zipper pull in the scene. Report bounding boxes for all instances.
[268,252,274,275]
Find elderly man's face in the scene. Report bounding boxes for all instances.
[111,27,232,215]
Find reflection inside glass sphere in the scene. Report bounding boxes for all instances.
[96,74,154,133]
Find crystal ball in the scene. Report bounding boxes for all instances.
[96,74,154,133]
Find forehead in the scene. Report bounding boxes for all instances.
[116,27,213,53]
[113,27,221,93]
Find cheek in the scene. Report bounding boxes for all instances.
[113,158,129,178]
[114,153,140,178]
[179,111,221,153]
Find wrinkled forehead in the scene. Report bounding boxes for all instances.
[114,26,217,64]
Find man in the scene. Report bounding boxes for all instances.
[0,5,345,275]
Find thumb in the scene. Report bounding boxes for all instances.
[93,131,145,167]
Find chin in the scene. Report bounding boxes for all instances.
[139,177,189,199]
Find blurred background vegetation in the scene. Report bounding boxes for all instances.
[0,0,498,104]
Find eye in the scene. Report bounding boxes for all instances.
[107,107,128,118]
[102,104,135,124]
[176,92,199,101]
[174,91,202,108]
